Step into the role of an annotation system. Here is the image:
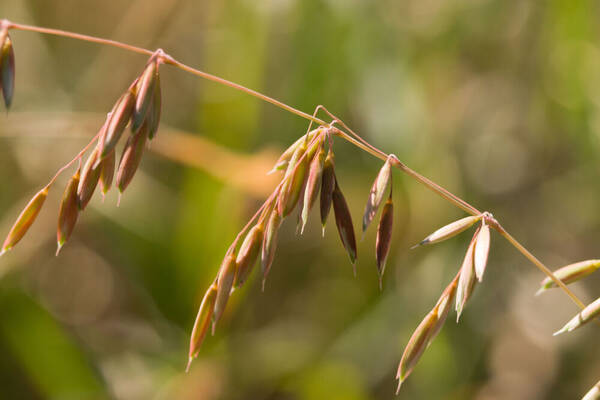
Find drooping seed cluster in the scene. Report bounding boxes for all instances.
[187,129,399,369]
[0,51,163,257]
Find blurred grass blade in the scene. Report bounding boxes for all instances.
[333,181,357,273]
[363,157,392,232]
[56,168,81,255]
[554,296,600,336]
[537,260,600,295]
[187,283,217,371]
[415,215,480,247]
[474,221,491,281]
[1,186,49,256]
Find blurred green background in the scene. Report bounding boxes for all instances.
[1,0,600,399]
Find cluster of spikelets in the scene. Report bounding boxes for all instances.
[2,21,600,398]
[0,39,163,258]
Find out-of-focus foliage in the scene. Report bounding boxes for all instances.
[0,0,600,399]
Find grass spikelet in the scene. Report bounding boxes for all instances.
[319,149,335,234]
[269,129,319,174]
[1,186,49,256]
[363,156,392,232]
[537,260,600,295]
[116,121,149,195]
[100,90,135,158]
[132,60,158,133]
[261,211,281,290]
[301,144,325,233]
[77,147,102,210]
[414,215,480,248]
[99,148,115,199]
[375,194,393,289]
[147,70,161,140]
[582,380,600,400]
[332,180,357,273]
[456,231,478,321]
[234,223,264,287]
[0,31,15,110]
[430,275,459,341]
[277,140,309,217]
[187,283,217,372]
[474,221,491,281]
[56,167,81,255]
[554,296,600,336]
[213,253,237,332]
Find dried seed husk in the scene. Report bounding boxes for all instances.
[554,296,600,336]
[116,122,149,194]
[0,33,15,110]
[269,129,319,174]
[261,211,281,288]
[99,148,115,198]
[537,260,600,295]
[582,380,600,400]
[1,186,49,256]
[363,157,392,232]
[375,196,393,289]
[147,71,161,140]
[319,150,335,232]
[132,61,158,133]
[213,254,237,330]
[332,181,357,271]
[456,232,478,321]
[474,222,491,281]
[100,90,135,158]
[396,310,438,393]
[77,147,102,210]
[234,223,264,287]
[277,141,309,217]
[187,283,217,371]
[416,215,480,247]
[301,144,325,233]
[57,168,81,255]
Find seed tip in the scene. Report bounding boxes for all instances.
[396,377,405,395]
[117,192,122,207]
[262,279,266,292]
[535,287,546,296]
[378,276,383,291]
[185,357,193,373]
[55,242,64,257]
[553,326,568,336]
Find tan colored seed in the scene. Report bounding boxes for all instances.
[415,215,481,247]
[77,147,102,210]
[1,186,49,256]
[456,231,478,322]
[474,221,491,281]
[269,129,319,174]
[261,211,281,290]
[99,148,115,198]
[537,260,600,295]
[300,144,325,233]
[277,140,309,217]
[187,283,217,372]
[554,296,600,336]
[363,156,392,232]
[57,168,81,255]
[100,90,135,158]
[212,253,237,332]
[234,223,264,287]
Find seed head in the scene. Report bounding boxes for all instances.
[100,90,135,158]
[77,147,102,210]
[187,283,217,371]
[375,195,393,289]
[0,30,15,110]
[537,260,600,295]
[99,148,115,199]
[213,253,237,332]
[57,168,81,255]
[474,221,491,281]
[301,144,325,233]
[277,140,309,217]
[269,129,319,174]
[319,149,335,234]
[332,181,357,273]
[456,231,478,322]
[132,60,158,133]
[414,215,480,248]
[261,211,281,290]
[234,223,264,287]
[1,186,49,256]
[147,70,161,140]
[116,121,149,195]
[363,156,392,232]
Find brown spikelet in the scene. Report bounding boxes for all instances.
[363,156,392,232]
[147,70,161,140]
[116,122,149,195]
[277,140,309,217]
[269,129,319,174]
[319,149,335,233]
[132,60,158,133]
[212,253,237,332]
[0,31,15,110]
[301,144,325,233]
[77,147,102,210]
[1,186,49,256]
[456,230,479,321]
[375,195,393,289]
[100,90,135,158]
[537,260,600,295]
[99,148,115,199]
[261,211,281,289]
[57,168,81,255]
[414,215,480,248]
[474,221,491,281]
[332,180,357,273]
[234,223,264,287]
[187,283,217,371]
